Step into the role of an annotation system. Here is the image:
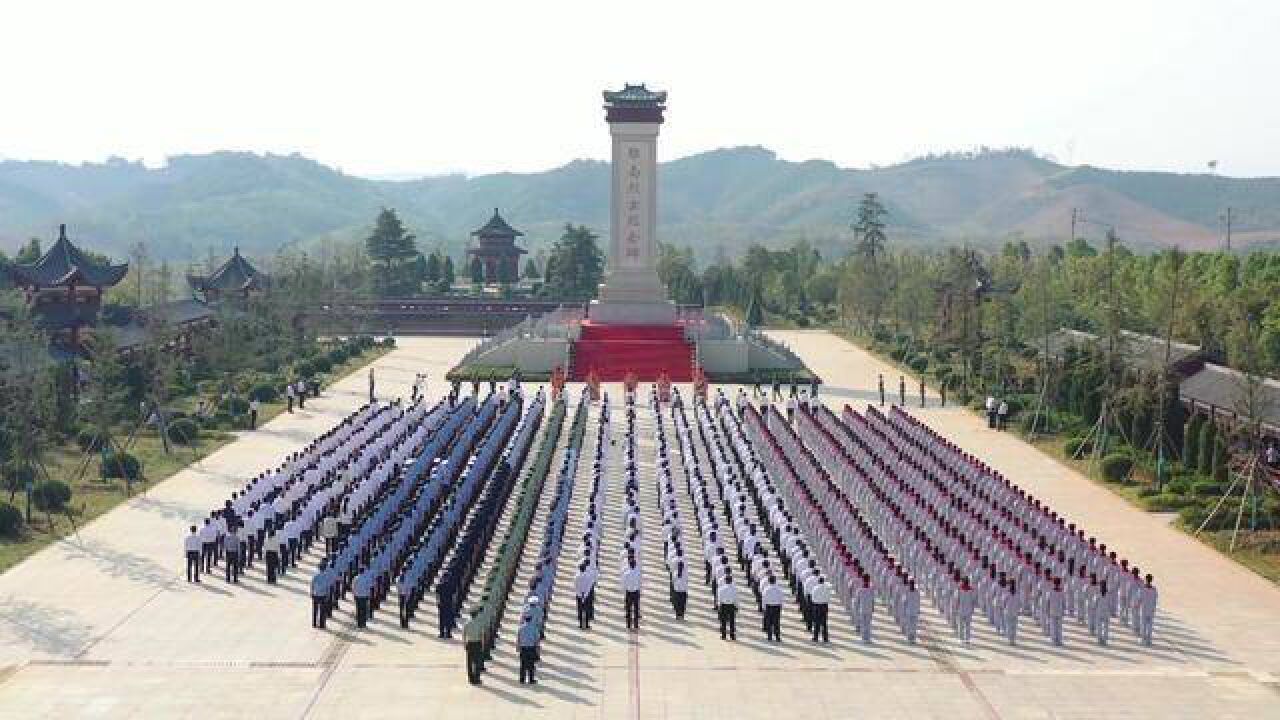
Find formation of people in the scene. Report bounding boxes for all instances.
[188,367,1162,691]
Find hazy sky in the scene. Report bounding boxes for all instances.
[3,0,1278,177]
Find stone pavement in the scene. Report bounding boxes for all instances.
[0,332,1276,718]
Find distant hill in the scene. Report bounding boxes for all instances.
[1,147,1277,264]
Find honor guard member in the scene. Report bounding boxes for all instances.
[184,526,202,583]
[898,375,906,406]
[716,576,738,640]
[878,374,885,406]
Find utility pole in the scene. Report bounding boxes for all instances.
[1070,208,1078,243]
[1225,207,1234,251]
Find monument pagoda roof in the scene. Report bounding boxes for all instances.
[471,208,525,239]
[188,247,268,296]
[603,83,667,107]
[8,224,129,288]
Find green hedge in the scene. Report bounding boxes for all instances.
[103,451,142,481]
[1100,453,1134,483]
[250,383,278,402]
[33,480,72,513]
[0,503,22,537]
[167,418,200,445]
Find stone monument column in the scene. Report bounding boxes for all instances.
[589,83,677,325]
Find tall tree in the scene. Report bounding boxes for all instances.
[365,208,418,297]
[545,224,604,300]
[853,192,888,261]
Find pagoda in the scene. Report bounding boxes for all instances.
[187,247,268,303]
[466,209,526,284]
[7,224,128,352]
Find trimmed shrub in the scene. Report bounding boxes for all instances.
[0,503,22,537]
[311,356,333,374]
[1191,481,1225,497]
[103,451,142,481]
[908,354,928,374]
[167,418,200,445]
[1065,436,1093,457]
[1100,453,1134,483]
[221,396,249,416]
[294,360,315,378]
[1136,486,1159,498]
[76,429,106,452]
[32,480,71,513]
[1166,478,1191,495]
[250,383,278,403]
[1146,493,1194,512]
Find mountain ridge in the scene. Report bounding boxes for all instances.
[1,147,1276,263]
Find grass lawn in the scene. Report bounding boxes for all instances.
[0,345,390,574]
[826,325,1280,586]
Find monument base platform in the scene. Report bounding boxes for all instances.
[587,298,677,325]
[570,320,693,381]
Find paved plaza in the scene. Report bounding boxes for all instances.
[0,332,1276,718]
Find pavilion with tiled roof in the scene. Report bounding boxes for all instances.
[6,224,129,351]
[466,209,526,284]
[187,247,268,302]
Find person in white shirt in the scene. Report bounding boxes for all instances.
[717,577,738,640]
[810,576,831,643]
[249,399,260,430]
[199,518,218,573]
[321,513,339,555]
[621,559,642,631]
[286,383,295,413]
[184,526,202,583]
[671,560,689,619]
[762,575,785,642]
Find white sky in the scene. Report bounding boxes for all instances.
[2,0,1278,177]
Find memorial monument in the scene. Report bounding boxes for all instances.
[588,84,678,325]
[449,84,811,383]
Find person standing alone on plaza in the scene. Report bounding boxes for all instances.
[184,525,201,582]
[898,375,906,406]
[517,615,540,684]
[368,368,376,403]
[878,374,885,406]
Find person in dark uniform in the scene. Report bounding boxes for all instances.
[878,374,885,406]
[898,375,906,406]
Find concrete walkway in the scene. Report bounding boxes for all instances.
[0,332,1276,718]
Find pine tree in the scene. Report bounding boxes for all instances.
[365,208,417,297]
[746,285,764,327]
[442,256,455,287]
[1212,434,1229,483]
[1198,420,1216,476]
[1183,413,1203,470]
[470,256,484,285]
[523,258,540,280]
[425,253,441,284]
[853,192,888,261]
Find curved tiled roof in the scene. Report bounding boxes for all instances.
[603,83,667,107]
[471,208,524,239]
[187,247,267,295]
[8,224,129,288]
